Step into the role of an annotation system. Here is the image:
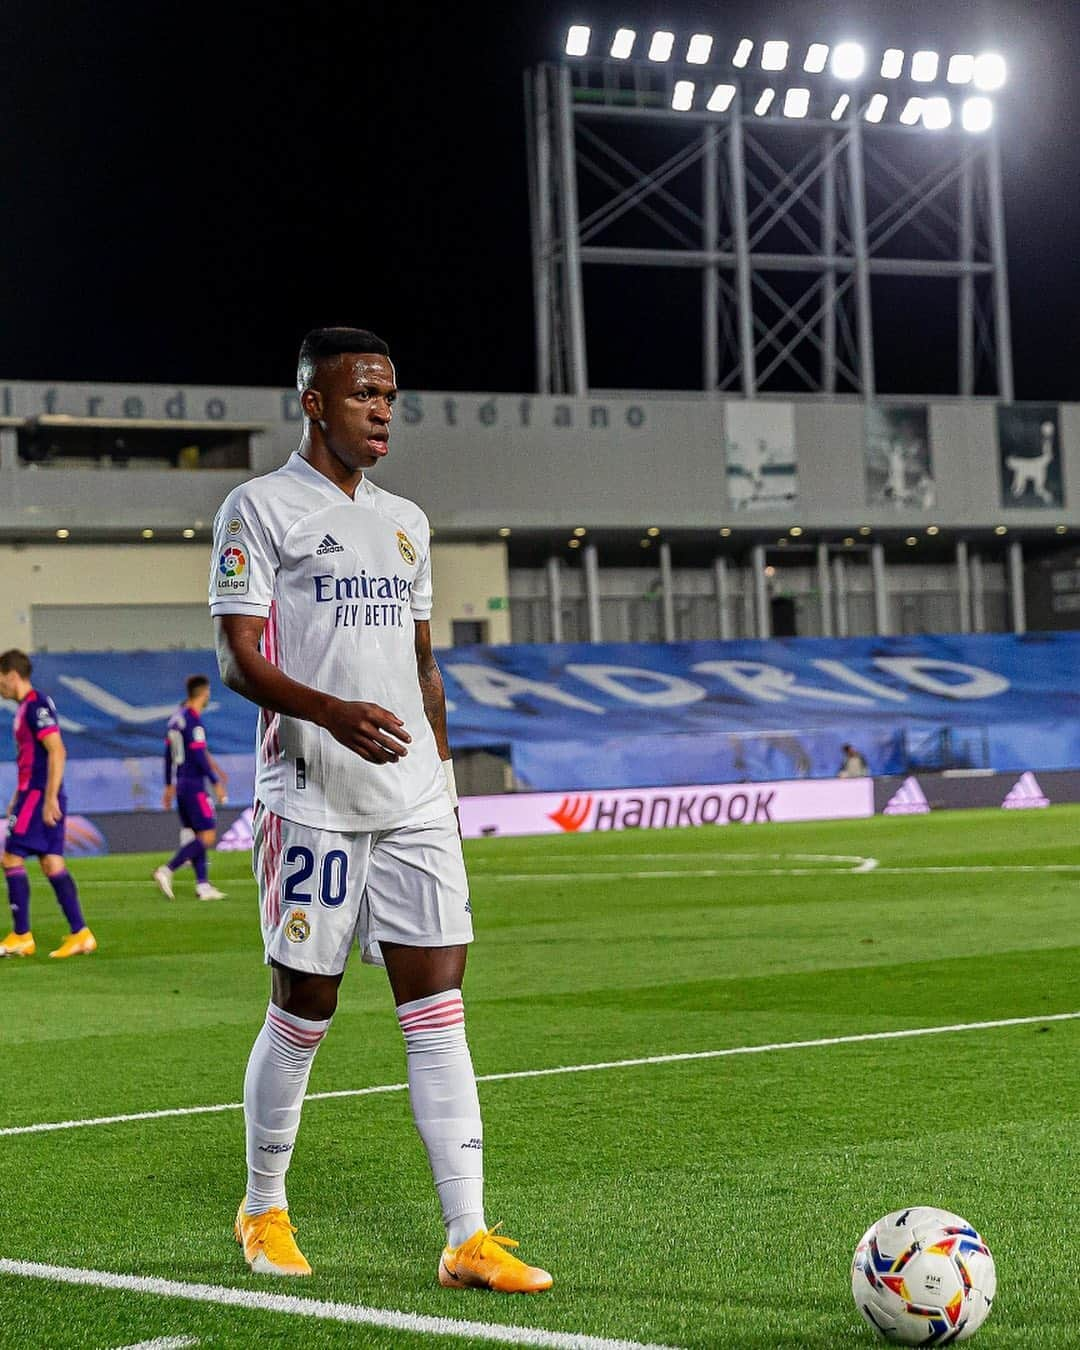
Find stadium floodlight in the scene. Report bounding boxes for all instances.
[865,94,888,123]
[973,52,1006,91]
[947,53,975,84]
[686,33,713,65]
[707,82,737,112]
[880,48,905,78]
[831,94,851,120]
[648,30,675,61]
[754,88,776,116]
[911,50,940,82]
[922,96,952,130]
[783,87,810,119]
[732,38,754,68]
[899,96,924,125]
[831,42,866,80]
[671,79,695,111]
[609,27,636,59]
[961,96,994,132]
[803,42,829,73]
[565,25,591,57]
[761,40,789,71]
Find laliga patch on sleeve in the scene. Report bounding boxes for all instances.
[216,544,249,595]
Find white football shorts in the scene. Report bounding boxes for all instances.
[252,801,472,976]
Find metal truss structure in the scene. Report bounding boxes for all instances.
[525,62,1014,399]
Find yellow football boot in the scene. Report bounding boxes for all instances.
[438,1224,552,1294]
[49,928,97,959]
[0,931,35,958]
[235,1203,312,1276]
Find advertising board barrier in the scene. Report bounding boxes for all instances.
[4,634,1080,807]
[457,776,875,839]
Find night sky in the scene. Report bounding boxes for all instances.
[2,0,1077,399]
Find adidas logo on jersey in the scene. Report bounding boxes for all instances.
[883,776,930,815]
[316,534,345,555]
[1001,771,1049,810]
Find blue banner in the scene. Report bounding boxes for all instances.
[1,634,1079,800]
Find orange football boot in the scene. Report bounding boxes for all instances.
[49,928,97,959]
[0,931,35,958]
[235,1203,312,1276]
[439,1223,553,1293]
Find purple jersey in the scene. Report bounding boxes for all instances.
[164,705,218,788]
[13,689,61,792]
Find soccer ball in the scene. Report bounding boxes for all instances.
[851,1207,996,1344]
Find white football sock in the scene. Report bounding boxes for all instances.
[243,1003,330,1217]
[397,989,486,1247]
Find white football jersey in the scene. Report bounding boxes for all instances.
[209,452,448,833]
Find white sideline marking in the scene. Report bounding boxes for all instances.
[3,1012,1077,1140]
[0,1259,677,1350]
[111,1338,199,1350]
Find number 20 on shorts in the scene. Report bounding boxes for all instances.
[283,846,349,908]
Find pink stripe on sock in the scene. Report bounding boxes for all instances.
[398,996,463,1027]
[3,866,28,876]
[400,1010,464,1031]
[267,1011,326,1045]
[401,1015,466,1037]
[267,1011,325,1039]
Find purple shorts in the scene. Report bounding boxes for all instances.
[177,786,215,833]
[6,788,67,858]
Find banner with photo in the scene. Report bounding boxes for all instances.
[724,402,797,511]
[997,404,1064,509]
[864,404,935,509]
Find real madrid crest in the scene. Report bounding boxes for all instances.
[396,530,417,566]
[284,909,310,943]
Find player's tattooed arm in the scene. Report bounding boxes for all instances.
[215,614,411,765]
[414,620,451,761]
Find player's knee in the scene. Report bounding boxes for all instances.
[40,854,65,877]
[2,852,24,872]
[201,830,217,847]
[290,985,339,1021]
[272,967,340,1021]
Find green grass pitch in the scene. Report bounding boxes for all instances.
[1,807,1078,1348]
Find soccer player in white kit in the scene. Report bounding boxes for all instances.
[211,328,551,1293]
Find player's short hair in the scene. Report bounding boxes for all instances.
[297,327,390,394]
[0,649,31,678]
[186,674,211,699]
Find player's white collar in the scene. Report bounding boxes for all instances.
[289,451,377,503]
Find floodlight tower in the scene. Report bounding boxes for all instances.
[526,28,1013,398]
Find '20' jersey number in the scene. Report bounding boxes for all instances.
[283,846,349,908]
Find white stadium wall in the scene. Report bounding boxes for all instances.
[3,378,1080,533]
[0,541,509,654]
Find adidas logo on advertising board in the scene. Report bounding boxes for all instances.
[883,776,930,815]
[316,534,345,555]
[1001,771,1049,809]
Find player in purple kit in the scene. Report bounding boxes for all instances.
[0,649,97,958]
[153,675,228,900]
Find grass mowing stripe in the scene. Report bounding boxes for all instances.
[0,1259,680,1350]
[4,1011,1076,1139]
[482,863,1080,881]
[68,859,1080,889]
